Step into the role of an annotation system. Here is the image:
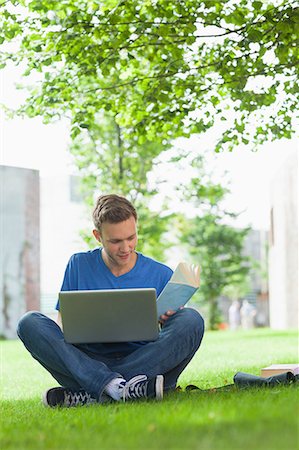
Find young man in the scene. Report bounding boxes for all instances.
[17,194,204,407]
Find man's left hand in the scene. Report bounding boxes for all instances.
[159,309,177,326]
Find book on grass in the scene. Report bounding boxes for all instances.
[260,364,299,378]
[156,262,200,317]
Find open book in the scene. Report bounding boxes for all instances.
[156,262,200,317]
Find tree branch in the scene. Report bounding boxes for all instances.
[83,57,298,95]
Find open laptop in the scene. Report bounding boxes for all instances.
[59,288,159,344]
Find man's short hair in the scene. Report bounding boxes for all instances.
[93,194,137,231]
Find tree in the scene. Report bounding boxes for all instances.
[178,157,251,329]
[70,113,167,202]
[70,113,172,261]
[1,0,298,150]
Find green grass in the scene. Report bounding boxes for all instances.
[1,329,298,450]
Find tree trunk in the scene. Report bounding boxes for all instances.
[115,123,124,180]
[209,296,220,330]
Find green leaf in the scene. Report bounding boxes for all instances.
[252,1,263,10]
[0,0,296,154]
[247,30,263,42]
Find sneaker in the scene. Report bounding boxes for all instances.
[43,387,96,408]
[121,375,164,402]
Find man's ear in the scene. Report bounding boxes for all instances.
[93,229,101,242]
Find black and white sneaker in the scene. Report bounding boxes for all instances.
[121,375,164,402]
[43,387,96,408]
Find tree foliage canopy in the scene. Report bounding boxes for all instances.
[1,0,298,150]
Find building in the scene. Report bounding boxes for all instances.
[242,229,269,326]
[268,148,298,329]
[40,174,89,317]
[0,166,40,338]
[0,167,91,336]
[219,228,269,328]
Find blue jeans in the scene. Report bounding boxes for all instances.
[17,308,204,402]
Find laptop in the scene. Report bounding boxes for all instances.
[59,288,159,344]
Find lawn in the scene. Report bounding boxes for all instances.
[1,328,298,450]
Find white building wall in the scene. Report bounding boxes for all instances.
[0,166,40,338]
[40,175,90,317]
[268,148,298,329]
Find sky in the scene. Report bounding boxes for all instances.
[0,61,298,231]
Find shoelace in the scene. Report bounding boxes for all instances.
[122,375,148,401]
[64,390,95,407]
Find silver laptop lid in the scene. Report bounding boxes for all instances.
[59,288,159,344]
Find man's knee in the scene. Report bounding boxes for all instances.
[17,311,44,340]
[179,307,205,338]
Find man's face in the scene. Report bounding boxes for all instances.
[93,216,138,271]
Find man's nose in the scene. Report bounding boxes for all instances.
[120,240,130,252]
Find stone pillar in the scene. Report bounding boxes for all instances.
[0,166,40,338]
[268,149,298,329]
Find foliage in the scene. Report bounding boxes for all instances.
[70,112,167,201]
[178,157,251,329]
[70,113,172,260]
[181,214,251,329]
[136,203,173,261]
[222,275,251,301]
[1,0,298,151]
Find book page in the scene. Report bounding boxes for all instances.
[170,262,200,288]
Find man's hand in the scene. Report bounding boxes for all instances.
[159,309,177,326]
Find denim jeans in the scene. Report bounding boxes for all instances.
[17,308,204,402]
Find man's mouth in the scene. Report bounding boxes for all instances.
[119,253,130,259]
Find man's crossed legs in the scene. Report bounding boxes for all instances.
[17,308,204,407]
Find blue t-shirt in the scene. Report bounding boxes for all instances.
[56,248,173,356]
[56,248,172,309]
